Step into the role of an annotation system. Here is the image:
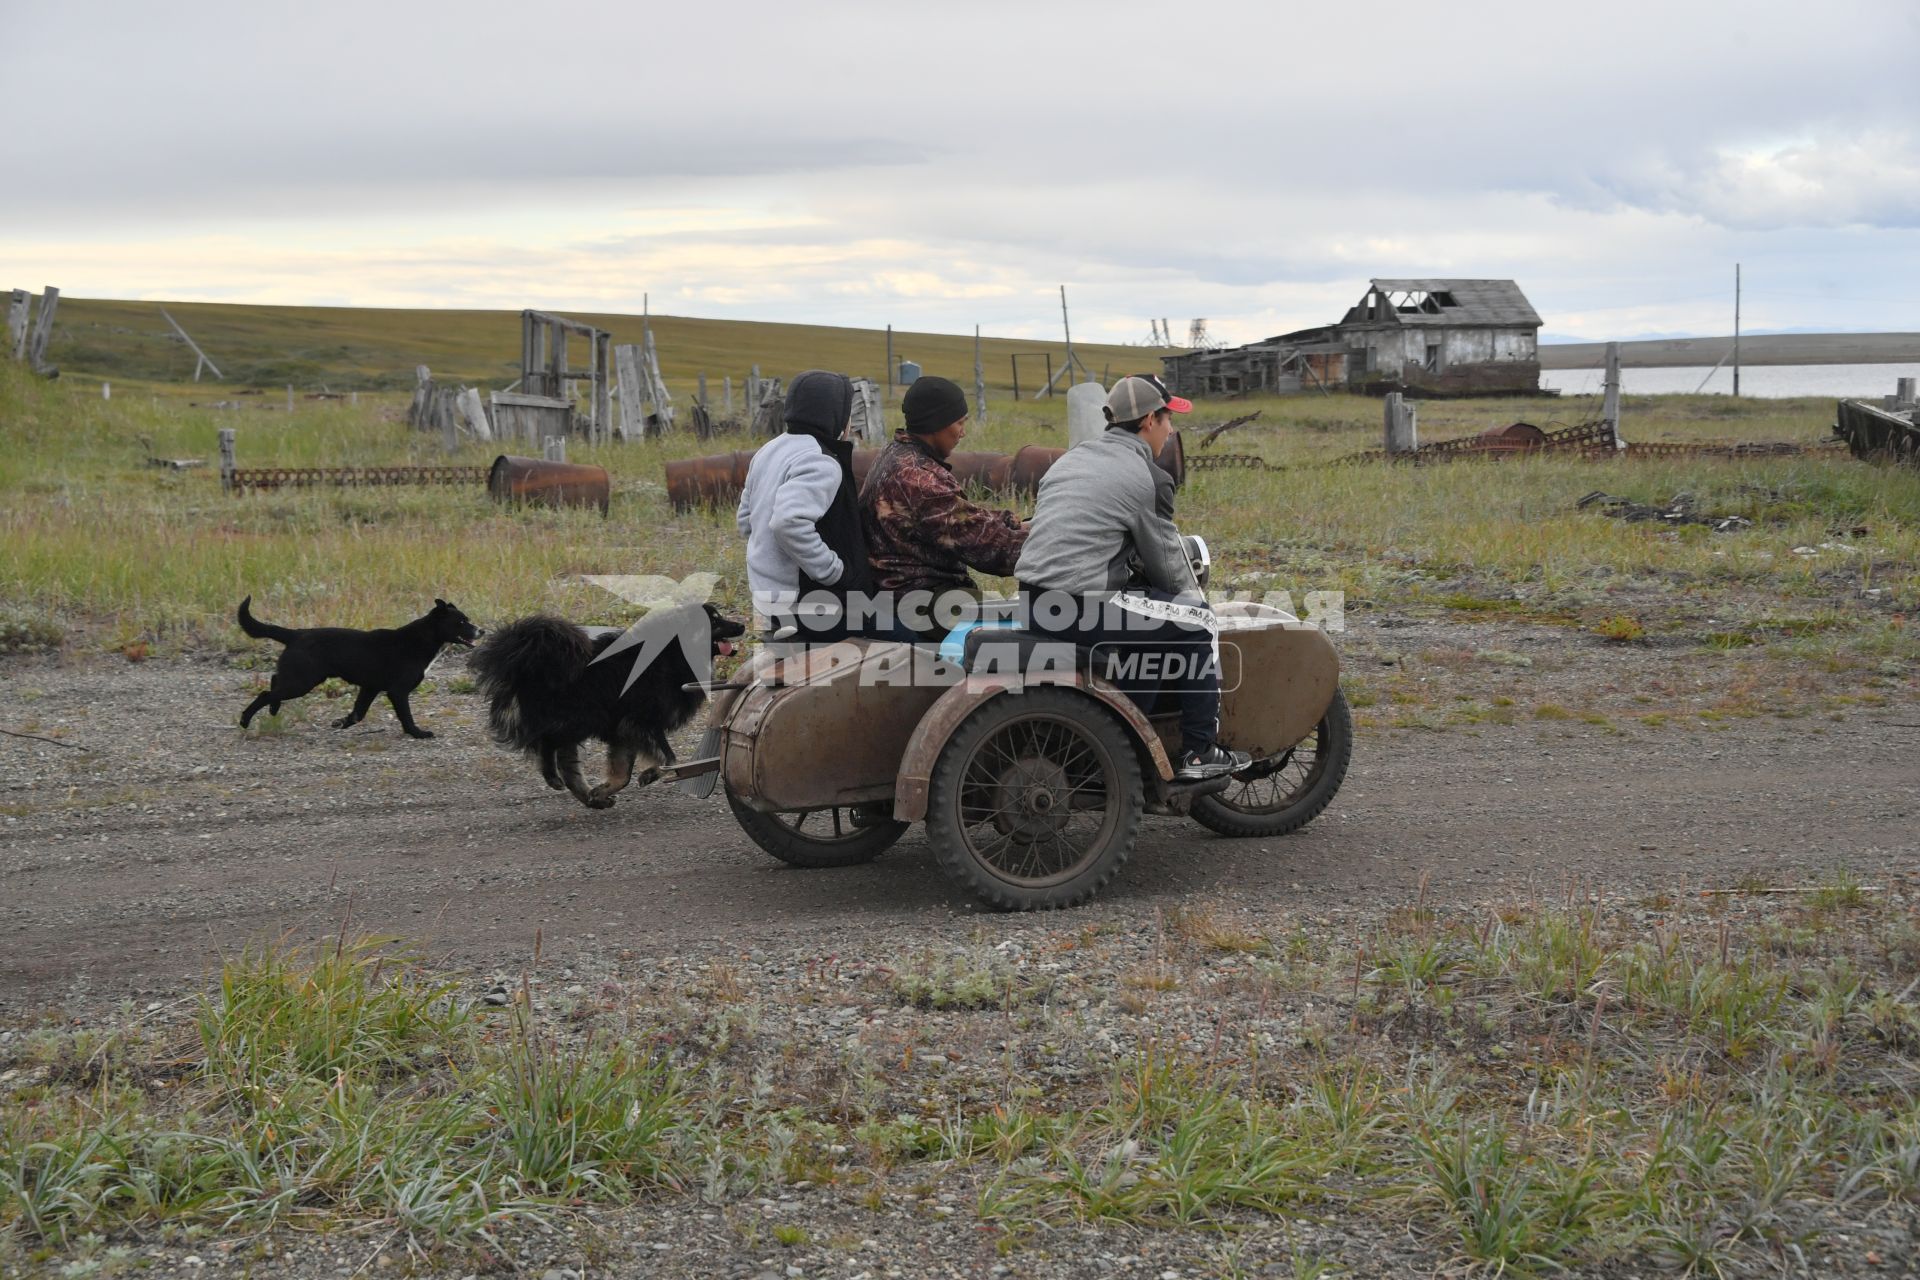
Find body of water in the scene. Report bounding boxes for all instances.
[1538,361,1919,399]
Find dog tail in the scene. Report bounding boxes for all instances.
[236,596,298,645]
[468,615,594,751]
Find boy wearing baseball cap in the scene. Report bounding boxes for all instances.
[1014,375,1248,781]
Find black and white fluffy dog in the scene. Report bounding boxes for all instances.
[469,603,746,809]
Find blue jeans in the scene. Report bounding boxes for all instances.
[1019,587,1220,756]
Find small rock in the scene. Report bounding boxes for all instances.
[183,1259,205,1270]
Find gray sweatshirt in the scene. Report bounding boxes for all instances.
[1013,428,1198,598]
[736,431,845,606]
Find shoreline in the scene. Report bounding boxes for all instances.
[1541,331,1919,369]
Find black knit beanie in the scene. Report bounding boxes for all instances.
[900,376,969,434]
[783,370,855,443]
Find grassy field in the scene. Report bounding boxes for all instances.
[36,296,1173,395]
[4,883,1916,1274]
[4,350,1919,1273]
[1,357,1915,666]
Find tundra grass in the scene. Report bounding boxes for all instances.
[1,360,1916,711]
[4,887,1916,1274]
[39,295,1166,396]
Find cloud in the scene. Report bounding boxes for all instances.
[6,0,1919,343]
[1565,131,1920,231]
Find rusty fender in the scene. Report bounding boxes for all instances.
[892,674,1174,823]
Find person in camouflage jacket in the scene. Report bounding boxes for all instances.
[859,376,1026,638]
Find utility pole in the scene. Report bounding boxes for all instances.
[1060,286,1076,383]
[973,324,986,424]
[1733,264,1741,398]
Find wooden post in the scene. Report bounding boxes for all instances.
[102,382,110,400]
[1732,263,1741,399]
[408,366,432,430]
[520,312,535,396]
[885,326,893,402]
[1383,392,1418,454]
[615,343,648,440]
[1010,354,1021,401]
[1066,381,1106,448]
[218,428,236,494]
[723,375,733,418]
[1044,354,1054,399]
[1601,342,1623,448]
[286,384,294,413]
[350,391,358,407]
[26,287,59,372]
[594,330,612,444]
[457,387,491,441]
[158,306,222,381]
[644,330,673,433]
[1059,285,1077,381]
[6,289,29,360]
[974,324,987,423]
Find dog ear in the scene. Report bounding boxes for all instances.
[435,598,447,608]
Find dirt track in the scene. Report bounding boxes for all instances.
[3,641,1915,1015]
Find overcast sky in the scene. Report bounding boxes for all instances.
[5,0,1917,346]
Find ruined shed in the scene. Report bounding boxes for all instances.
[1163,278,1542,399]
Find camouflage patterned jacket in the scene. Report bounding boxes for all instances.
[858,433,1027,594]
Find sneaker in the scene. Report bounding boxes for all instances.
[1176,743,1252,781]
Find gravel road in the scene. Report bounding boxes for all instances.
[3,639,1914,1016]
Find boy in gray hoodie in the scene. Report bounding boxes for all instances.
[737,371,874,641]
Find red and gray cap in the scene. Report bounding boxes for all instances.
[1104,373,1192,421]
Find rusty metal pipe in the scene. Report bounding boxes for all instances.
[666,432,1188,510]
[488,455,611,514]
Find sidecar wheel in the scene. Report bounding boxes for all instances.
[1191,689,1352,839]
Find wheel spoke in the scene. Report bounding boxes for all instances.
[1213,723,1329,814]
[953,711,1122,886]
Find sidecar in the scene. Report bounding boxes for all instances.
[691,601,1349,911]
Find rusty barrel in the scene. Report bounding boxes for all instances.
[1156,429,1186,485]
[664,451,755,511]
[1477,422,1548,452]
[663,430,1188,510]
[488,455,611,514]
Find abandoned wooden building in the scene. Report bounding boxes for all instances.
[1162,278,1542,398]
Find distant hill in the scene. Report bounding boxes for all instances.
[33,297,1182,396]
[1540,333,1919,369]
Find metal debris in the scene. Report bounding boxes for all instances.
[224,465,488,491]
[1344,418,1819,465]
[1834,399,1920,464]
[1197,411,1264,448]
[664,433,1187,510]
[1577,490,1752,531]
[1188,453,1279,472]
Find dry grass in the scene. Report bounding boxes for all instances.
[1,358,1916,687]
